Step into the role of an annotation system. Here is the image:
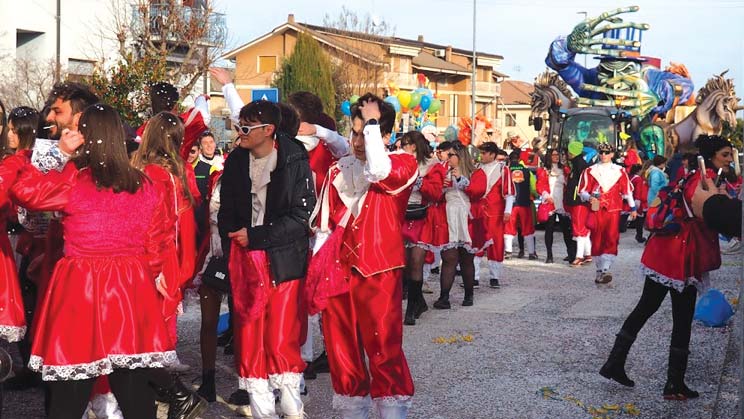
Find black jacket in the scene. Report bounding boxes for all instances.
[703,195,742,238]
[565,154,590,206]
[218,133,316,283]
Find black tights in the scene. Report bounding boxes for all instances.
[544,213,574,259]
[404,246,427,284]
[621,277,697,349]
[47,368,157,419]
[440,247,475,299]
[199,285,225,371]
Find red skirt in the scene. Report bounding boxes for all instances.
[29,255,176,381]
[416,202,449,248]
[0,229,26,343]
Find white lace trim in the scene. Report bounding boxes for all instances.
[29,350,178,381]
[238,376,270,393]
[269,371,303,389]
[639,264,704,293]
[373,394,413,408]
[440,239,493,254]
[0,325,26,343]
[332,393,372,410]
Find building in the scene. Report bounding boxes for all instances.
[220,14,508,131]
[498,79,539,143]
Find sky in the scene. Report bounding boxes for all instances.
[216,0,744,94]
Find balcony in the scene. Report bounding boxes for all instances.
[131,2,227,48]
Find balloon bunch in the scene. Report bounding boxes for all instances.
[340,94,361,117]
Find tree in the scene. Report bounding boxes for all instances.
[0,57,63,110]
[722,118,743,149]
[271,32,336,118]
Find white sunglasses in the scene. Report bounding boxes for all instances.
[233,123,269,136]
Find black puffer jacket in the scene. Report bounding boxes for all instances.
[565,154,590,206]
[218,133,316,283]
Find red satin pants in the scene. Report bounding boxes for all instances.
[322,268,414,399]
[485,214,505,262]
[589,209,620,256]
[234,279,306,380]
[505,206,535,236]
[567,204,590,238]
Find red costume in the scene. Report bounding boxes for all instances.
[630,174,648,213]
[478,161,514,279]
[137,106,209,162]
[11,163,176,381]
[416,162,450,249]
[579,162,635,275]
[310,127,417,417]
[402,160,445,246]
[641,169,721,290]
[504,163,536,254]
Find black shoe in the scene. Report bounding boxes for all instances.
[517,250,525,258]
[473,279,480,289]
[504,252,512,260]
[430,266,440,274]
[563,256,571,262]
[433,298,451,309]
[599,331,636,387]
[489,278,500,289]
[311,352,330,374]
[635,236,646,243]
[227,389,251,406]
[462,296,474,306]
[303,363,317,380]
[166,375,208,419]
[528,253,538,260]
[223,337,234,355]
[545,256,554,264]
[196,370,216,402]
[4,369,42,391]
[216,328,233,347]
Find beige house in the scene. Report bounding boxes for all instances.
[218,14,507,131]
[497,80,539,143]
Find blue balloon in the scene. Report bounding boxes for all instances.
[384,95,401,113]
[419,95,432,112]
[414,87,433,98]
[217,312,230,334]
[341,100,351,116]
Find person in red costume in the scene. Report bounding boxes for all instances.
[600,135,730,401]
[9,104,178,419]
[565,141,592,266]
[628,164,649,243]
[308,94,417,419]
[579,142,637,284]
[536,148,574,264]
[219,100,315,419]
[475,142,514,288]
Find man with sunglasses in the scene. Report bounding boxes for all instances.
[578,142,637,284]
[310,93,417,419]
[218,100,316,419]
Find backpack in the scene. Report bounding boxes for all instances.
[645,173,693,235]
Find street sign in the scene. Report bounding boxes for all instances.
[251,88,279,103]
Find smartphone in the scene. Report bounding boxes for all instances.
[697,156,708,190]
[714,167,724,187]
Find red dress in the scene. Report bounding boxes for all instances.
[641,169,721,291]
[417,162,449,249]
[480,162,515,263]
[11,164,176,381]
[403,160,445,246]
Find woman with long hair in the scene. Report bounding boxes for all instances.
[400,131,445,326]
[433,140,485,309]
[9,103,176,418]
[536,148,574,263]
[599,135,730,400]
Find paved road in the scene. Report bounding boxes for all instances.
[5,231,742,418]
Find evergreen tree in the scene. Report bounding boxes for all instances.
[272,32,336,116]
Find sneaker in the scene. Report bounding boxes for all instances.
[528,253,538,260]
[582,256,593,264]
[595,272,612,284]
[489,278,500,289]
[504,252,512,260]
[228,389,251,406]
[570,257,584,267]
[723,238,743,254]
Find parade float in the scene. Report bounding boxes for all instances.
[531,6,740,160]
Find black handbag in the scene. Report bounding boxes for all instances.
[201,256,231,294]
[405,203,429,220]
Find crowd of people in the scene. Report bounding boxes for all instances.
[0,75,741,419]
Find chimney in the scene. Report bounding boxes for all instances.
[417,35,424,43]
[288,14,295,24]
[445,45,452,61]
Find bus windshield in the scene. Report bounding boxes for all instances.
[561,114,615,149]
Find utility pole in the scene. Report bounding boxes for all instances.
[55,0,61,83]
[471,0,477,146]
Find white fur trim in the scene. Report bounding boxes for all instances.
[0,325,26,343]
[269,371,303,389]
[333,393,372,410]
[373,395,413,407]
[239,376,271,393]
[29,351,178,381]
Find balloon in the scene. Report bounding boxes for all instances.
[409,92,422,108]
[341,100,351,116]
[420,95,432,112]
[350,95,360,104]
[397,91,411,108]
[384,95,401,113]
[415,87,433,98]
[428,98,441,114]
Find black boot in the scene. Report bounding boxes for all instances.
[216,328,233,347]
[599,331,636,387]
[415,290,429,319]
[196,369,216,402]
[462,290,474,306]
[164,374,208,419]
[402,278,409,300]
[433,290,451,309]
[404,281,423,325]
[663,347,699,400]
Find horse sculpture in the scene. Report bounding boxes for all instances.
[665,71,741,155]
[530,70,576,150]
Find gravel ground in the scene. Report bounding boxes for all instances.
[4,230,742,419]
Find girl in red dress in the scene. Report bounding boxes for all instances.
[600,135,730,400]
[400,131,445,326]
[10,104,176,418]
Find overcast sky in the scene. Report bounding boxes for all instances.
[218,0,744,93]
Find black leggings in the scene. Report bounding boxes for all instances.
[621,277,697,349]
[440,247,475,298]
[544,213,574,259]
[47,368,157,419]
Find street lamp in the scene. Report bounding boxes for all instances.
[577,11,588,68]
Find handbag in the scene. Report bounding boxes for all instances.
[537,202,554,223]
[405,203,429,220]
[201,256,231,294]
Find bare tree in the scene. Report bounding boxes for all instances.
[0,57,63,110]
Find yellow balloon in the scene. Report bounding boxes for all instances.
[397,91,411,108]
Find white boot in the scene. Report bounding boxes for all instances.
[374,396,411,419]
[333,394,371,419]
[504,235,514,253]
[488,260,503,280]
[271,372,304,419]
[245,378,279,419]
[584,235,592,257]
[89,392,124,419]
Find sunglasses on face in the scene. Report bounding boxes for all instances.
[447,153,457,158]
[233,123,269,136]
[599,150,613,155]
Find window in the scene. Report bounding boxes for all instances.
[258,56,277,73]
[505,113,517,127]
